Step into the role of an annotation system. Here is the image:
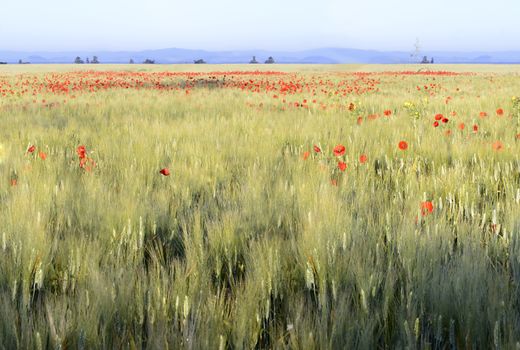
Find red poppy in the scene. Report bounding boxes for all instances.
[492,141,503,151]
[473,124,479,132]
[27,145,36,153]
[338,161,347,171]
[433,121,439,127]
[77,145,86,159]
[333,144,346,157]
[458,123,465,130]
[348,102,355,111]
[160,168,170,176]
[398,141,408,150]
[434,114,443,121]
[313,145,321,153]
[441,118,449,123]
[359,154,368,164]
[421,201,434,216]
[479,112,488,118]
[38,151,47,160]
[330,179,338,186]
[302,151,310,160]
[384,110,392,116]
[357,116,363,125]
[496,108,504,116]
[10,179,17,186]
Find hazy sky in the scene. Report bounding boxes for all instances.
[1,0,519,52]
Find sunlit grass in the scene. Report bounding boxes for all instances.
[1,64,520,348]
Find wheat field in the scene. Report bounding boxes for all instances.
[1,64,520,349]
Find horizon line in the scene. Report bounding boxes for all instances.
[2,46,520,54]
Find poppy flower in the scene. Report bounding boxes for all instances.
[348,102,355,111]
[313,145,321,153]
[330,179,338,186]
[398,141,408,151]
[473,125,479,132]
[421,201,434,216]
[338,161,347,171]
[434,114,443,121]
[357,116,363,125]
[384,110,392,116]
[496,108,504,116]
[38,151,47,160]
[333,144,346,157]
[77,145,86,159]
[10,179,17,186]
[441,118,449,123]
[160,168,170,176]
[458,123,465,130]
[492,141,503,151]
[27,145,36,153]
[479,112,487,118]
[359,154,368,164]
[302,151,310,160]
[433,121,439,127]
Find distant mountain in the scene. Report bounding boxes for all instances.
[1,47,520,64]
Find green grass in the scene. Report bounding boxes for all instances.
[1,64,520,348]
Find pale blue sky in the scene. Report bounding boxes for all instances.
[1,0,519,52]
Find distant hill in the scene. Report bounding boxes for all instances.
[1,47,520,64]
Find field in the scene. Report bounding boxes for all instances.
[1,64,520,349]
